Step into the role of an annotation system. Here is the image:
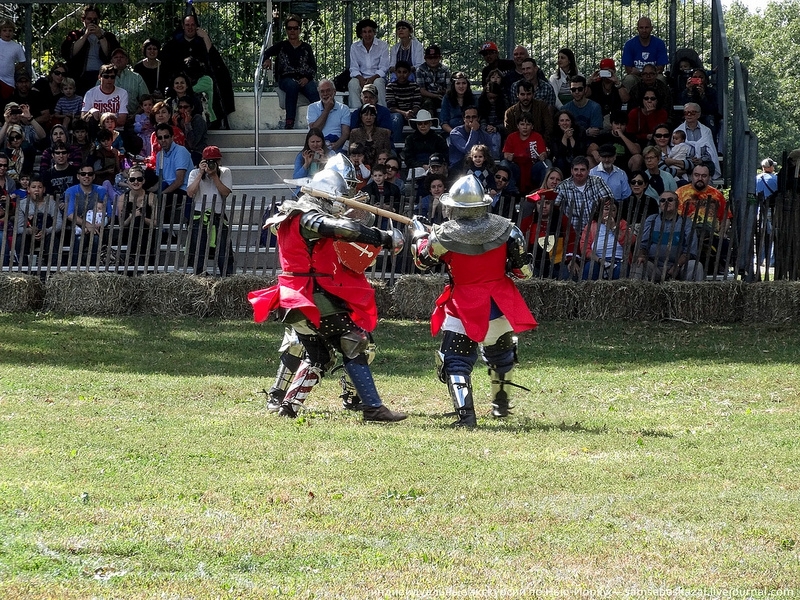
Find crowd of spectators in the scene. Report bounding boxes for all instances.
[0,4,236,271]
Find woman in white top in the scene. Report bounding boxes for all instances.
[388,20,424,82]
[549,48,582,109]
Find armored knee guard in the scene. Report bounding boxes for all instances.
[447,374,476,427]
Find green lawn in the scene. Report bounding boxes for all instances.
[1,315,798,598]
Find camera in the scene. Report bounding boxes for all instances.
[689,77,703,86]
[599,69,612,78]
[205,160,217,170]
[10,108,22,116]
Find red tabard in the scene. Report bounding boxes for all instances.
[248,213,378,331]
[431,245,538,340]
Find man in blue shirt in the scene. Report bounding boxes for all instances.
[622,17,669,90]
[562,76,603,138]
[307,79,351,151]
[589,144,632,201]
[64,166,111,265]
[152,123,194,223]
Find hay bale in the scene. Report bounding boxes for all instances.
[44,272,141,315]
[742,281,800,323]
[571,280,664,321]
[392,274,447,320]
[0,275,45,312]
[659,281,744,323]
[518,279,582,321]
[371,279,394,318]
[137,273,214,317]
[211,274,275,319]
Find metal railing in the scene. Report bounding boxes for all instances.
[254,2,275,163]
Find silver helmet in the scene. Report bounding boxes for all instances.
[326,154,359,196]
[439,175,492,208]
[304,169,349,215]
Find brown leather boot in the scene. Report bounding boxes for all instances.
[363,405,407,422]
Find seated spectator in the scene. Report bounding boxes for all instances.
[132,38,166,94]
[151,123,193,223]
[463,144,495,191]
[619,170,660,235]
[562,76,603,138]
[308,79,350,152]
[54,77,83,131]
[363,163,402,225]
[626,89,668,145]
[116,164,157,265]
[415,172,447,224]
[650,123,691,179]
[293,128,333,180]
[0,19,26,101]
[627,64,671,112]
[148,100,186,165]
[520,185,577,277]
[501,45,529,102]
[41,141,79,198]
[386,60,421,144]
[108,47,149,116]
[70,119,93,165]
[487,163,519,218]
[60,5,120,94]
[440,72,476,134]
[91,128,123,190]
[32,62,68,122]
[416,45,450,113]
[348,18,389,109]
[384,155,404,189]
[39,124,83,173]
[676,164,731,235]
[14,176,63,265]
[476,82,507,158]
[100,112,125,152]
[262,14,318,130]
[165,73,203,122]
[674,103,721,180]
[586,58,629,130]
[642,145,677,198]
[402,109,448,172]
[504,80,552,140]
[680,68,720,137]
[588,110,642,171]
[621,17,669,91]
[2,123,37,182]
[550,109,587,174]
[448,106,493,173]
[7,69,49,127]
[349,83,392,131]
[555,156,614,236]
[630,190,705,281]
[348,103,392,166]
[388,21,424,82]
[549,48,582,108]
[486,68,504,88]
[81,64,128,128]
[133,94,155,157]
[575,196,629,280]
[502,112,548,195]
[589,144,631,201]
[64,166,112,265]
[173,97,207,164]
[510,57,556,108]
[669,50,702,103]
[479,41,515,88]
[347,142,371,191]
[182,55,216,125]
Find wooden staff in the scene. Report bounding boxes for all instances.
[300,186,413,225]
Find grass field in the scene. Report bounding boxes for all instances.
[1,314,798,599]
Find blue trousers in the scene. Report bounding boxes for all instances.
[279,77,320,122]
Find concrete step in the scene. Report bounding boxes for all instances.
[217,146,302,166]
[207,129,307,148]
[226,164,294,185]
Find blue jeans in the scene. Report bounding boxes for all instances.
[389,113,406,144]
[279,77,319,122]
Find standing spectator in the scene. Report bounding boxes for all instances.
[416,45,450,113]
[107,47,149,115]
[348,18,389,109]
[440,72,476,134]
[479,41,515,87]
[186,145,235,276]
[81,64,128,127]
[263,14,319,130]
[388,20,424,81]
[631,190,704,281]
[307,79,351,152]
[449,106,493,172]
[621,17,669,90]
[504,81,552,140]
[60,4,121,94]
[132,38,166,94]
[549,48,581,108]
[385,61,421,144]
[555,156,614,236]
[562,76,603,138]
[589,144,631,202]
[0,19,26,101]
[756,158,778,202]
[151,123,193,223]
[14,176,63,266]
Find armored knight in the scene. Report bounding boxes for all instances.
[249,168,406,422]
[411,174,537,427]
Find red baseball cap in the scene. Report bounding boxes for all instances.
[479,41,499,55]
[202,146,222,160]
[599,58,616,70]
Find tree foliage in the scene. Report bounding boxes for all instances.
[724,0,800,159]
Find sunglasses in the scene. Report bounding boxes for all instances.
[659,197,676,204]
[570,87,584,92]
[53,150,68,155]
[8,135,22,141]
[643,96,657,101]
[157,135,172,141]
[0,164,8,168]
[285,25,300,30]
[653,133,670,138]
[386,165,399,171]
[630,179,646,185]
[79,171,95,176]
[101,74,116,79]
[494,175,509,182]
[683,110,698,115]
[128,176,145,182]
[53,70,66,76]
